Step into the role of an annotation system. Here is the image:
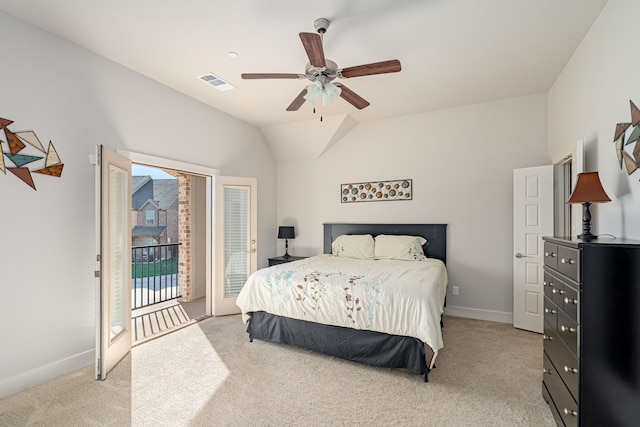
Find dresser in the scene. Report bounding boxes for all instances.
[542,237,640,427]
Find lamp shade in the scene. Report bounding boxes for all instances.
[566,172,611,204]
[278,226,295,239]
[322,81,341,105]
[303,81,322,103]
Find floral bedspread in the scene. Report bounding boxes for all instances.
[236,254,448,366]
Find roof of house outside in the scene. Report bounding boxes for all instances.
[131,176,178,211]
[132,175,151,193]
[153,179,178,210]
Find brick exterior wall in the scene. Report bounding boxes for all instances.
[175,172,192,302]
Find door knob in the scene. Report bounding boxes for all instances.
[515,253,524,258]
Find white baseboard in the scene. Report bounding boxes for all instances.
[0,349,94,399]
[444,305,513,324]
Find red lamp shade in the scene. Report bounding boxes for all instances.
[566,172,611,204]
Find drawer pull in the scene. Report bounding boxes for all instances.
[544,281,554,287]
[560,257,575,265]
[563,408,578,417]
[560,325,576,333]
[543,368,552,374]
[543,334,553,341]
[544,308,557,314]
[545,252,556,258]
[564,366,578,374]
[552,289,565,295]
[564,297,577,305]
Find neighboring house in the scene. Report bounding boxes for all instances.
[131,176,179,248]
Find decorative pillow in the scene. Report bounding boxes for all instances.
[374,234,428,261]
[331,234,375,259]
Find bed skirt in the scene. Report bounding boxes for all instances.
[247,311,433,381]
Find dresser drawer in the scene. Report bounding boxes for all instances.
[557,245,579,282]
[544,321,565,362]
[544,312,579,403]
[543,351,577,427]
[561,283,579,322]
[553,381,578,427]
[554,340,579,402]
[543,271,560,301]
[557,310,578,355]
[543,296,558,331]
[542,382,564,427]
[549,272,569,307]
[544,242,558,270]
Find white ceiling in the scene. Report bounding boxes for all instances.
[0,0,608,129]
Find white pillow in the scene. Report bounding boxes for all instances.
[374,234,427,261]
[331,234,375,259]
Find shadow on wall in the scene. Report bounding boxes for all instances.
[613,172,632,237]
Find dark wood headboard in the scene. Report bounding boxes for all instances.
[323,223,447,264]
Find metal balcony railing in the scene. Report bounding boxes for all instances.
[132,243,181,309]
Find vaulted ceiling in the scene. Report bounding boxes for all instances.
[0,0,608,129]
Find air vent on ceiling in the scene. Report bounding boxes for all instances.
[198,73,235,91]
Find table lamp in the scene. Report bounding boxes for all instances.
[278,226,295,258]
[566,172,611,241]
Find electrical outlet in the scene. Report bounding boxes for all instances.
[452,286,459,296]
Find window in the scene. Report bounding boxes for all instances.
[146,210,155,225]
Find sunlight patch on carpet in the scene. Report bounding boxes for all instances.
[131,324,229,425]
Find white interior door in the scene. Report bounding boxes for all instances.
[213,176,257,316]
[95,145,132,380]
[513,165,553,333]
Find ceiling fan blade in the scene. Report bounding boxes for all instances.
[340,59,401,78]
[337,84,370,110]
[287,89,308,111]
[241,73,303,79]
[299,32,326,68]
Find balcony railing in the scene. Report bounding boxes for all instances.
[132,242,181,309]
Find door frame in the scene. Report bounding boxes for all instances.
[118,150,220,316]
[551,140,584,238]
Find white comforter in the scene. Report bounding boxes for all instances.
[236,254,448,366]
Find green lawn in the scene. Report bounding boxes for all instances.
[132,258,178,279]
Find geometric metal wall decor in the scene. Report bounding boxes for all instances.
[341,179,412,203]
[0,117,64,190]
[613,100,640,180]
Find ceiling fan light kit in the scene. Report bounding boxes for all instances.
[303,80,341,106]
[241,17,401,115]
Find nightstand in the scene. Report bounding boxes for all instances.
[268,256,306,267]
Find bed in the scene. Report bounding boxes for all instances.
[236,223,448,381]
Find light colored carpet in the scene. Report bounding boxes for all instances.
[0,315,555,426]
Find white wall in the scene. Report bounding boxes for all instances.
[548,0,640,239]
[267,94,549,321]
[0,11,276,397]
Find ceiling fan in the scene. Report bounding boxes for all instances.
[241,18,402,112]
